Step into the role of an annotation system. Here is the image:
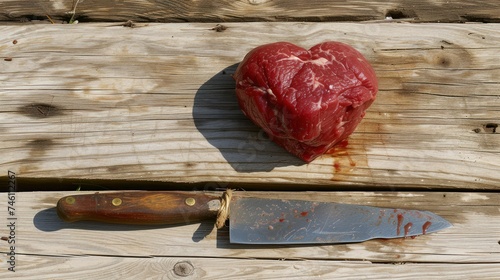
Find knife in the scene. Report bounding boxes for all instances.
[56,190,452,244]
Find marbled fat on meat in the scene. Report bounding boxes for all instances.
[234,42,378,162]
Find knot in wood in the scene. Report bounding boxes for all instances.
[173,261,195,277]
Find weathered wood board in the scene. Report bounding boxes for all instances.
[0,22,499,190]
[0,191,499,278]
[1,0,500,23]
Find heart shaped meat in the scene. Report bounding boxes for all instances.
[234,42,378,162]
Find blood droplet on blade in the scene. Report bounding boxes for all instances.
[397,214,404,236]
[404,222,413,237]
[422,221,432,235]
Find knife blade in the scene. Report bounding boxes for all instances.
[56,191,452,244]
[229,196,451,244]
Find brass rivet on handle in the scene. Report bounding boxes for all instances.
[185,197,196,206]
[112,198,122,206]
[65,197,76,205]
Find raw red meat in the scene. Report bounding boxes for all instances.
[234,42,378,162]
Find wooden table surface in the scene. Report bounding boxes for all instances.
[0,1,499,279]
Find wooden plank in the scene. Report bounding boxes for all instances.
[1,0,500,23]
[4,256,500,279]
[0,191,498,260]
[1,191,499,278]
[0,22,499,190]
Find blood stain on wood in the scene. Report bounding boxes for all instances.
[326,140,356,173]
[333,162,341,172]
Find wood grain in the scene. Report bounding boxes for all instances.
[0,22,498,190]
[0,191,499,278]
[1,0,499,23]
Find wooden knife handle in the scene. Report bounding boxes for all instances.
[56,191,221,225]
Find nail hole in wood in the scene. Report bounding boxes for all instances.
[385,9,417,19]
[484,123,498,133]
